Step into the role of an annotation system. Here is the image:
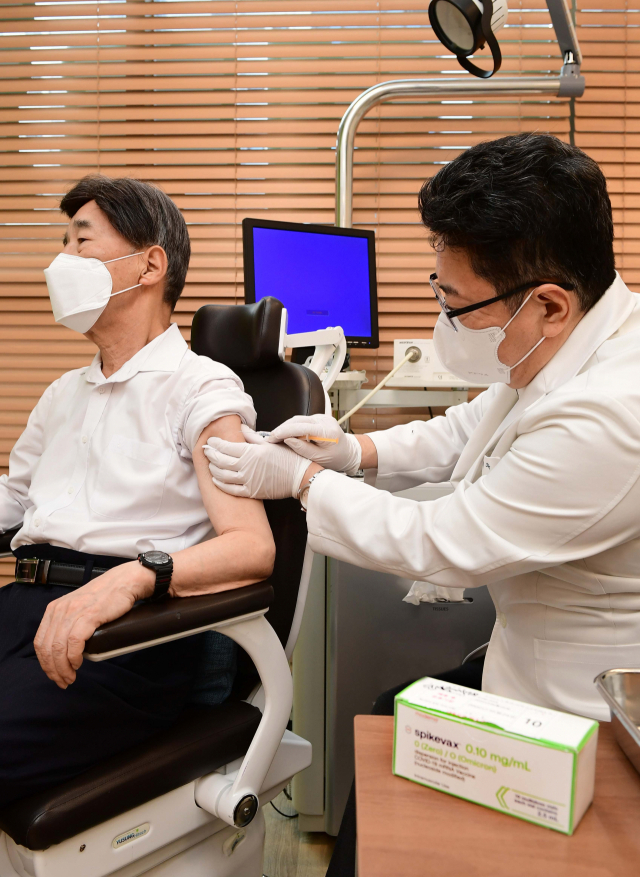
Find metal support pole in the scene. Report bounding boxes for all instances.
[335,75,584,228]
[546,0,582,65]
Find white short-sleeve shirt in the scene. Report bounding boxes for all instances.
[0,323,256,558]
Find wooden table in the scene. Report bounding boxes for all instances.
[355,715,640,877]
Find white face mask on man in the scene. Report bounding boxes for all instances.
[433,291,545,385]
[44,251,144,334]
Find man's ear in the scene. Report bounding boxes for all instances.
[534,284,577,338]
[139,245,168,288]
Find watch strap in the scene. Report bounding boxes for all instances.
[151,566,172,600]
[138,553,173,601]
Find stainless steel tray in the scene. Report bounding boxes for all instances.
[595,669,640,775]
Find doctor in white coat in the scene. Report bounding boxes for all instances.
[206,133,640,724]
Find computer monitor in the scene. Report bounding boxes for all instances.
[242,218,379,349]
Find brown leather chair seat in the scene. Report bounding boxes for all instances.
[0,700,261,851]
[0,587,274,852]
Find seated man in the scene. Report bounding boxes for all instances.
[0,176,275,808]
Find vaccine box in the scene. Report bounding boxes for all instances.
[393,678,599,835]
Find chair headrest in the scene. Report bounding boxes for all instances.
[191,298,284,371]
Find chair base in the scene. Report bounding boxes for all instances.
[0,729,311,877]
[2,811,265,877]
[137,814,265,877]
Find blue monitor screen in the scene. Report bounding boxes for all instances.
[251,226,373,337]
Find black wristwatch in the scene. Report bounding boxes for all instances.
[137,551,173,601]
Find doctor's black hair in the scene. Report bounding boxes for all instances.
[60,175,190,311]
[418,133,615,313]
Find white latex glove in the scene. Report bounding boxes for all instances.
[204,424,311,500]
[267,414,361,475]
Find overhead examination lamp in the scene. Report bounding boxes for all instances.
[428,0,582,80]
[429,0,507,78]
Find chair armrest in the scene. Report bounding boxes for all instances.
[84,580,274,660]
[0,527,20,558]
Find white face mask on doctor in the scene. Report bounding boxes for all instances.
[432,278,546,385]
[44,251,144,334]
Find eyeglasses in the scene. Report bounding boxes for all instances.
[430,273,574,332]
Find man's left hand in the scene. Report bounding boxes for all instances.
[33,561,155,689]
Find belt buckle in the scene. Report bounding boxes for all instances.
[15,558,50,584]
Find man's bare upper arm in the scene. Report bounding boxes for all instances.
[193,415,269,537]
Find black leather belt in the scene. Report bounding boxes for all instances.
[15,558,111,588]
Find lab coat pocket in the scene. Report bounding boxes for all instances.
[90,434,173,520]
[534,638,640,716]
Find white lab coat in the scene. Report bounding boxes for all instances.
[307,274,640,721]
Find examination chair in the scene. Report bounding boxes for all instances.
[0,296,325,877]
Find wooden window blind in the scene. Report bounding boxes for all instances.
[574,0,639,297]
[0,0,637,582]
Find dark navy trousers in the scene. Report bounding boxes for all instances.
[0,581,200,808]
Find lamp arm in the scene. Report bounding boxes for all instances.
[546,0,581,66]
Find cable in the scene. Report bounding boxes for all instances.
[270,799,298,818]
[337,346,422,426]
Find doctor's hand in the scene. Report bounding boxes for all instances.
[33,561,155,689]
[204,425,312,500]
[267,414,361,475]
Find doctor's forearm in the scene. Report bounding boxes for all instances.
[297,435,377,499]
[356,434,378,469]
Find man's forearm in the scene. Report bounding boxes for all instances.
[31,526,275,689]
[168,530,275,598]
[68,528,275,610]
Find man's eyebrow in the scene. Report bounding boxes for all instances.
[62,216,90,246]
[438,282,461,297]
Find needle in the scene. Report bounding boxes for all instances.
[306,435,339,443]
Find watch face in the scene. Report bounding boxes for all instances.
[144,551,170,565]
